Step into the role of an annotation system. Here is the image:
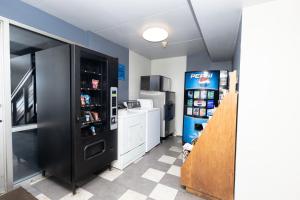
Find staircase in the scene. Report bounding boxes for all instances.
[11,66,36,126]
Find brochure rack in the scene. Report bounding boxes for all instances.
[181,71,238,200]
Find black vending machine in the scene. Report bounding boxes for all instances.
[36,45,118,193]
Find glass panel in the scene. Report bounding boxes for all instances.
[80,55,108,138]
[12,129,39,183]
[10,25,64,127]
[10,25,65,183]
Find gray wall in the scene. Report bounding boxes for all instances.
[233,20,242,76]
[187,50,232,71]
[86,32,129,102]
[0,0,87,45]
[0,0,129,102]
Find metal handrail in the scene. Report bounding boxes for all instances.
[11,67,35,100]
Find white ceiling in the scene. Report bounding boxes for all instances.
[22,0,274,61]
[22,0,205,59]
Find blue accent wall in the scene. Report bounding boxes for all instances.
[0,0,87,45]
[187,50,232,72]
[86,32,129,102]
[0,0,129,102]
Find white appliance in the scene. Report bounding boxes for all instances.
[140,91,175,138]
[137,99,160,152]
[112,108,146,170]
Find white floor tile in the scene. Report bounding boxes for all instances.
[167,165,181,177]
[99,168,123,181]
[149,184,178,200]
[59,188,93,200]
[169,146,182,153]
[118,189,147,200]
[36,194,51,200]
[141,168,165,183]
[158,155,176,165]
[177,153,183,160]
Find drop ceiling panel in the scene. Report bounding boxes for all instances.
[101,0,186,24]
[95,6,200,41]
[22,0,203,59]
[92,3,202,58]
[134,38,205,59]
[23,0,121,31]
[22,0,277,60]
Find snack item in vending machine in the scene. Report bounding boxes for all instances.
[84,94,91,105]
[187,90,193,98]
[80,95,85,106]
[187,99,193,107]
[207,109,215,116]
[194,100,206,107]
[207,91,215,99]
[90,126,96,135]
[92,79,99,89]
[194,91,200,99]
[199,108,206,117]
[207,100,215,109]
[193,108,199,116]
[200,90,207,99]
[187,107,193,115]
[85,112,91,122]
[91,112,99,121]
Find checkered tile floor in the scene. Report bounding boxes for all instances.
[23,136,203,200]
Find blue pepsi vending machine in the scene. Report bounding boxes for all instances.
[182,71,221,144]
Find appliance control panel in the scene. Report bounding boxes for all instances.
[110,87,118,130]
[125,100,141,109]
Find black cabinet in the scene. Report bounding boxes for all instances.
[36,45,118,193]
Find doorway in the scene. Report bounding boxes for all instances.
[9,25,65,184]
[0,19,69,191]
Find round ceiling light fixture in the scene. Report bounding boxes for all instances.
[142,27,168,42]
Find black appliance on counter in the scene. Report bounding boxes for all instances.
[141,75,171,92]
[36,45,118,193]
[140,75,175,138]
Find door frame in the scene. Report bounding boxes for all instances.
[0,18,5,194]
[0,16,13,193]
[0,15,82,191]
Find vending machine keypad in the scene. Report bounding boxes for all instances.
[110,87,118,130]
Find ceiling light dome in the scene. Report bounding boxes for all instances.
[143,27,168,42]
